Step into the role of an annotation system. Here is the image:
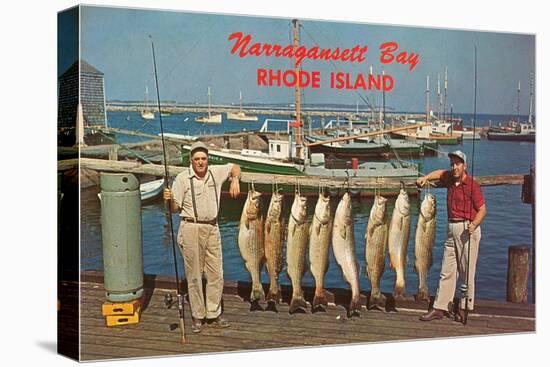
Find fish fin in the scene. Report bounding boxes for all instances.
[266,220,271,235]
[316,222,321,236]
[245,218,250,231]
[339,225,347,240]
[389,258,395,270]
[289,296,307,314]
[413,264,418,273]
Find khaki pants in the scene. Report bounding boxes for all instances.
[177,221,224,319]
[433,221,481,311]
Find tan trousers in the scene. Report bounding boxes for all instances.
[177,221,224,319]
[433,221,481,311]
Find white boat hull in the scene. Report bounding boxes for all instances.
[195,113,222,124]
[141,111,155,120]
[226,112,258,121]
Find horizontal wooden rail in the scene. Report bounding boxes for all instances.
[58,158,525,188]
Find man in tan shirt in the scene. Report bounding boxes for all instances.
[164,141,241,333]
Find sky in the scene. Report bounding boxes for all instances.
[69,5,536,115]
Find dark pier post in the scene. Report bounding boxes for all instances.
[521,163,535,303]
[506,246,530,303]
[531,163,535,303]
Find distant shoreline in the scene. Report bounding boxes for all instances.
[106,101,530,119]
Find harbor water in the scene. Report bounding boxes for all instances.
[81,111,535,302]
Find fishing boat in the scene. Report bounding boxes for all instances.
[141,86,155,120]
[180,142,303,175]
[304,134,390,159]
[390,122,462,145]
[486,78,535,142]
[158,132,198,141]
[227,91,258,121]
[486,123,535,142]
[449,118,481,140]
[195,86,222,124]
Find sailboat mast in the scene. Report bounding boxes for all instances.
[437,73,443,121]
[382,70,386,127]
[292,19,303,160]
[208,86,212,119]
[239,90,243,113]
[528,72,533,125]
[517,81,521,124]
[443,67,448,121]
[426,75,430,124]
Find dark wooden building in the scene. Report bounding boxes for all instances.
[58,60,111,146]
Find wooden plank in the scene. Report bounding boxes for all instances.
[77,274,536,317]
[78,297,531,340]
[79,321,291,351]
[58,159,525,188]
[78,283,536,320]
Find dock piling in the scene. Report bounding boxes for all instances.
[506,245,530,303]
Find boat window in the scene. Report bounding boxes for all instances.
[277,144,281,152]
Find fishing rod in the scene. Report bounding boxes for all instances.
[149,35,186,343]
[462,46,478,326]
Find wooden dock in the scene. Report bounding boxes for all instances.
[60,271,535,361]
[58,158,525,190]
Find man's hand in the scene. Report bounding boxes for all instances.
[229,177,240,199]
[163,188,173,201]
[416,176,428,188]
[467,222,478,234]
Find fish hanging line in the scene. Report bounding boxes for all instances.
[295,178,301,196]
[149,35,186,343]
[462,46,478,326]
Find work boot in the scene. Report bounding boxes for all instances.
[192,317,203,333]
[208,316,230,328]
[419,308,445,321]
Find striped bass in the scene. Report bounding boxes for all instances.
[365,195,388,307]
[309,192,332,310]
[265,191,284,303]
[414,193,437,302]
[238,189,265,302]
[388,189,411,299]
[332,192,361,315]
[286,192,309,313]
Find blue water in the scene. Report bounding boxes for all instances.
[81,111,535,301]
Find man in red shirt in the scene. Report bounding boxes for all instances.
[417,150,487,322]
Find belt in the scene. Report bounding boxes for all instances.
[181,217,218,225]
[449,218,469,223]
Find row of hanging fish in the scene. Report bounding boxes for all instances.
[237,187,437,314]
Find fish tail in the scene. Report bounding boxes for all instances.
[416,287,430,302]
[250,283,265,302]
[393,285,407,300]
[289,296,307,314]
[349,296,362,316]
[370,289,387,308]
[266,285,281,304]
[312,288,328,310]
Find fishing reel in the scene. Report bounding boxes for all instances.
[164,293,175,309]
